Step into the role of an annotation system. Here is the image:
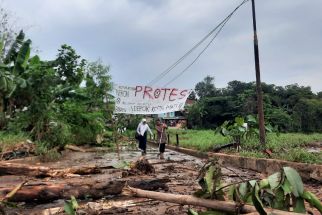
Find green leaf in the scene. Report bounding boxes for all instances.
[205,165,215,196]
[0,36,4,56]
[265,124,273,132]
[227,185,236,201]
[4,30,25,64]
[272,188,288,210]
[238,182,248,197]
[267,172,281,190]
[15,77,27,88]
[188,208,199,215]
[281,179,292,195]
[6,82,16,98]
[221,127,229,136]
[64,201,75,215]
[235,117,244,126]
[301,191,322,213]
[70,196,79,209]
[293,197,306,213]
[0,76,8,91]
[246,115,257,123]
[13,39,31,74]
[283,167,304,197]
[238,127,246,132]
[252,183,267,215]
[248,180,257,187]
[259,179,269,189]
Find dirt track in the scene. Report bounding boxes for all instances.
[0,143,321,215]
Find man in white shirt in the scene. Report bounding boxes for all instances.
[136,118,153,155]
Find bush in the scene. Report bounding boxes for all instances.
[41,120,72,148]
[36,141,62,162]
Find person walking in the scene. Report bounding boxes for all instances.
[136,118,153,155]
[156,119,168,159]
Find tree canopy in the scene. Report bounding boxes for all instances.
[188,76,322,132]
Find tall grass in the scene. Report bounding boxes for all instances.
[167,129,229,151]
[166,130,322,164]
[0,131,30,152]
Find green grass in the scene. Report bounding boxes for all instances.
[165,130,322,164]
[0,131,30,152]
[167,129,229,151]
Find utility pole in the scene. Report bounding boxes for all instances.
[251,0,266,145]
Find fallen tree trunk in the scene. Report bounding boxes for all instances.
[124,186,304,215]
[64,144,86,152]
[0,179,170,203]
[0,162,106,177]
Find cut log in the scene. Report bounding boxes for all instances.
[0,162,53,177]
[64,144,86,152]
[0,179,170,203]
[124,186,304,215]
[0,162,105,178]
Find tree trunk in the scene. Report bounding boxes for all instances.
[0,179,170,203]
[0,92,4,129]
[124,187,304,215]
[0,92,4,114]
[0,162,106,177]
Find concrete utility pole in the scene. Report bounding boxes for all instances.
[251,0,266,145]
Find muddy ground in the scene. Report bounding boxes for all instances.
[0,143,321,215]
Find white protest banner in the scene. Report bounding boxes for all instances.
[114,85,192,114]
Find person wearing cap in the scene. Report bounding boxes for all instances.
[136,118,153,155]
[155,119,168,159]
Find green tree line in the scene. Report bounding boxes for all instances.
[188,76,322,133]
[0,31,113,151]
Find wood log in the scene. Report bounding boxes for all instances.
[124,186,304,215]
[64,144,86,152]
[0,179,170,203]
[0,162,53,177]
[0,162,105,177]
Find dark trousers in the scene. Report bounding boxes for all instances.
[138,133,147,153]
[159,143,166,153]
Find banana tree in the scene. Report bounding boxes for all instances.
[215,115,277,150]
[0,30,30,123]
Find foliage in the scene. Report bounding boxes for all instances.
[167,129,229,151]
[228,167,322,214]
[215,115,276,148]
[166,130,322,164]
[190,76,322,133]
[0,131,30,152]
[36,142,62,162]
[64,196,79,215]
[190,164,322,214]
[195,76,219,99]
[0,31,113,151]
[195,159,224,200]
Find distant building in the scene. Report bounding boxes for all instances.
[157,99,196,128]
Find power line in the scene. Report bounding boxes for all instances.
[164,18,229,87]
[146,16,230,86]
[147,0,249,87]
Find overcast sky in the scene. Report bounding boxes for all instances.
[2,0,322,92]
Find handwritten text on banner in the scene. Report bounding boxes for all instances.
[114,85,192,114]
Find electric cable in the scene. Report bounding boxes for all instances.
[147,0,249,87]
